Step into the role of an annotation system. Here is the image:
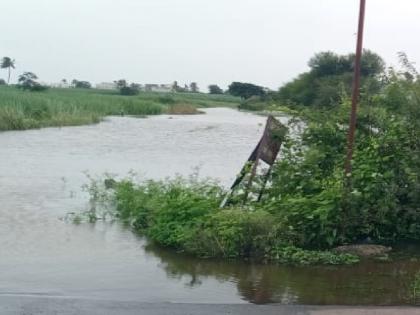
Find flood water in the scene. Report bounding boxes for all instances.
[1,108,420,305]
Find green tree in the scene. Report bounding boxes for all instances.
[228,82,266,99]
[208,84,223,94]
[18,72,38,89]
[1,57,15,84]
[72,80,92,89]
[114,79,139,95]
[17,72,47,91]
[278,50,385,107]
[114,79,127,89]
[308,51,351,77]
[172,81,179,92]
[190,82,199,93]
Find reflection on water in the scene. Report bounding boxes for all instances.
[146,242,420,305]
[1,107,419,305]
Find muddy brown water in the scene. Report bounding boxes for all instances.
[1,108,419,305]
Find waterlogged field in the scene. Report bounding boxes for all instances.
[1,108,420,305]
[0,86,239,131]
[0,108,420,305]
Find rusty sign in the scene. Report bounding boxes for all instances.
[257,115,286,165]
[221,115,287,207]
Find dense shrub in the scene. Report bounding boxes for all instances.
[238,96,268,111]
[73,80,92,89]
[266,96,420,247]
[278,50,384,107]
[82,175,358,265]
[120,85,139,96]
[114,177,224,247]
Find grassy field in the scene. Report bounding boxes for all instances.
[0,86,239,131]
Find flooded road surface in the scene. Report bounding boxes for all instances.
[0,108,419,305]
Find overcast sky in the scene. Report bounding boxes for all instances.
[1,0,419,90]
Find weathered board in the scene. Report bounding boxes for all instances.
[220,115,287,207]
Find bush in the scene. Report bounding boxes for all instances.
[185,209,277,258]
[113,177,224,248]
[266,94,420,247]
[228,82,266,99]
[17,72,48,92]
[30,83,49,92]
[74,80,92,89]
[208,84,223,94]
[238,96,268,111]
[277,50,384,107]
[84,175,360,265]
[120,86,139,96]
[270,246,359,265]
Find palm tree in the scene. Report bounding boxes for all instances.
[1,57,15,84]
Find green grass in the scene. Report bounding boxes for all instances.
[0,86,239,131]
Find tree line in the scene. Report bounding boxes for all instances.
[3,51,384,101]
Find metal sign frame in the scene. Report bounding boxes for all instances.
[220,115,286,207]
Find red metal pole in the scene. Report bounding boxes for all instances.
[344,0,366,177]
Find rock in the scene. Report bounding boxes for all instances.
[333,244,392,257]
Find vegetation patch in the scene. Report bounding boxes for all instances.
[166,104,202,115]
[79,175,359,266]
[0,86,239,131]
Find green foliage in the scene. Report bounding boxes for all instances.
[157,95,176,104]
[115,79,140,96]
[189,82,199,93]
[228,82,266,99]
[238,96,269,111]
[0,79,6,85]
[17,72,48,92]
[1,56,15,84]
[278,50,385,107]
[120,85,139,96]
[257,51,420,248]
[185,209,277,258]
[208,84,223,94]
[113,177,224,247]
[266,79,420,247]
[270,246,359,265]
[0,86,240,131]
[73,80,92,89]
[81,174,360,266]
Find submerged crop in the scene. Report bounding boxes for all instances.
[0,86,239,131]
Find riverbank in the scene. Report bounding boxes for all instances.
[0,86,239,131]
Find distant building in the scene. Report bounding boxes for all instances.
[144,84,173,93]
[96,82,117,90]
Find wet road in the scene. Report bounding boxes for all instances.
[1,296,418,315]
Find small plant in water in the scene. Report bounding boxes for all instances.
[70,172,121,223]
